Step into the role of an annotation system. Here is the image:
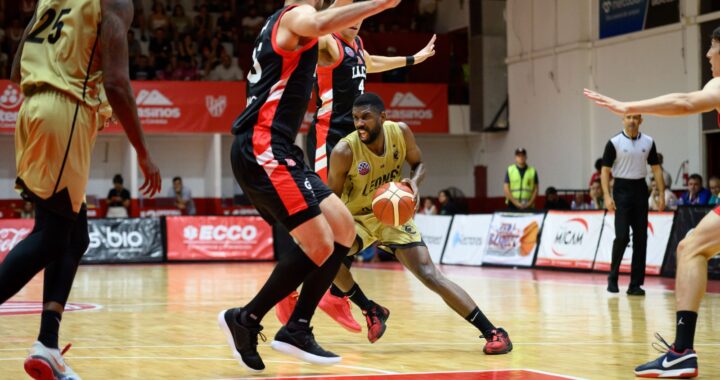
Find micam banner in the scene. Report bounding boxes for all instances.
[594,211,674,275]
[440,214,493,266]
[536,211,606,270]
[414,214,453,264]
[483,213,544,267]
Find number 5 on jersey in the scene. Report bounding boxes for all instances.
[27,8,72,44]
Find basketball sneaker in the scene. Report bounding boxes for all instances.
[483,328,513,355]
[275,290,299,325]
[270,325,341,365]
[363,303,390,343]
[634,333,698,378]
[217,308,266,372]
[24,341,81,380]
[318,290,362,333]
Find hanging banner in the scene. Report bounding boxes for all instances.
[0,219,34,263]
[440,214,493,266]
[599,0,680,39]
[594,212,674,275]
[413,214,453,263]
[536,211,605,269]
[83,218,164,263]
[662,206,720,279]
[166,216,273,261]
[483,213,544,267]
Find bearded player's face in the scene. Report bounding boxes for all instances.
[353,105,384,144]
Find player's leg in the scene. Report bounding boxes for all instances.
[608,196,631,293]
[628,197,648,294]
[395,245,512,354]
[634,210,720,378]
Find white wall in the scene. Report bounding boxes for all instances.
[0,136,17,199]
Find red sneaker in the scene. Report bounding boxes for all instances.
[483,328,513,355]
[318,290,362,333]
[363,303,390,343]
[274,290,299,326]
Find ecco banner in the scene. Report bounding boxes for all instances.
[483,213,544,267]
[662,206,720,279]
[166,216,273,261]
[83,218,164,263]
[536,211,605,269]
[594,212,674,275]
[440,214,492,266]
[0,219,34,263]
[413,214,453,263]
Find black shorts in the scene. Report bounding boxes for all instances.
[231,133,334,231]
[306,122,354,182]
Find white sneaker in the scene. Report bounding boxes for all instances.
[24,341,81,380]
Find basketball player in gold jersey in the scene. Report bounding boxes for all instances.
[326,93,512,354]
[4,0,161,378]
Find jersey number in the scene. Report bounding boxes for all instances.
[27,8,72,44]
[247,42,263,85]
[359,79,365,94]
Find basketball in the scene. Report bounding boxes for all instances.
[372,182,416,226]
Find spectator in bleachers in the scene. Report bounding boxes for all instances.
[127,30,142,65]
[170,3,192,37]
[504,147,539,210]
[133,0,148,40]
[544,187,570,210]
[589,158,603,186]
[589,179,605,210]
[419,198,438,215]
[6,19,24,56]
[649,177,678,211]
[207,51,244,81]
[149,27,174,72]
[646,152,673,189]
[176,34,198,62]
[416,0,439,32]
[679,173,711,205]
[106,174,131,218]
[200,36,225,74]
[169,176,196,216]
[438,189,462,215]
[216,10,236,43]
[131,55,156,80]
[571,192,590,210]
[20,201,34,219]
[149,2,171,33]
[241,6,265,42]
[708,176,720,205]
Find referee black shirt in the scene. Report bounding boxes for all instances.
[602,132,659,179]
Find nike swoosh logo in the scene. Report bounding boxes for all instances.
[662,353,697,368]
[48,355,66,372]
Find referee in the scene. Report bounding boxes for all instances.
[601,114,665,295]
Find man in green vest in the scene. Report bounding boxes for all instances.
[503,148,539,210]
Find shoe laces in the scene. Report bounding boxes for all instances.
[651,332,673,354]
[60,343,72,356]
[248,326,267,347]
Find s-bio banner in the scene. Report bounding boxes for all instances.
[166,216,273,261]
[594,212,674,275]
[0,219,34,263]
[413,214,453,264]
[83,218,164,263]
[536,211,605,269]
[662,206,720,279]
[483,213,544,267]
[440,214,492,266]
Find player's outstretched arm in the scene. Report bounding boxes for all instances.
[328,141,354,197]
[101,0,161,197]
[365,34,436,73]
[398,122,424,204]
[10,7,37,84]
[281,0,400,39]
[584,78,720,117]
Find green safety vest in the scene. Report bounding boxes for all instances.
[506,165,537,206]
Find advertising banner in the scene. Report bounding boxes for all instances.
[440,214,493,266]
[599,0,680,39]
[0,219,34,263]
[166,216,273,261]
[413,214,453,264]
[483,213,544,267]
[536,211,606,269]
[594,212,674,275]
[662,206,720,279]
[0,81,23,133]
[83,218,164,263]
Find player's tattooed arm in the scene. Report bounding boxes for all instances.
[398,122,424,205]
[10,6,38,83]
[365,35,435,73]
[328,141,354,197]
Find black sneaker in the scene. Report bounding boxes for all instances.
[217,308,266,372]
[607,277,619,293]
[270,325,341,365]
[363,303,390,343]
[627,287,646,296]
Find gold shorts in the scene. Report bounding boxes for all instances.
[15,89,106,218]
[352,213,425,255]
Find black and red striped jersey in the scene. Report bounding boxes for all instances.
[231,4,318,143]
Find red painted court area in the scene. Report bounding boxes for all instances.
[262,370,577,380]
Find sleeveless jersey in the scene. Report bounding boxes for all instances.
[20,0,107,108]
[313,34,367,137]
[340,121,407,216]
[231,4,318,144]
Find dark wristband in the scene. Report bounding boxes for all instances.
[406,56,415,66]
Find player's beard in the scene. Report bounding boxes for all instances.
[359,125,382,145]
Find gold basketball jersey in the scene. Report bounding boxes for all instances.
[20,0,107,108]
[340,121,407,216]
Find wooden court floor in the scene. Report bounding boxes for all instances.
[0,262,718,379]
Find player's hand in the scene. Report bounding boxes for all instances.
[605,195,616,211]
[413,34,436,64]
[584,88,629,116]
[138,153,162,198]
[401,178,420,211]
[377,0,401,10]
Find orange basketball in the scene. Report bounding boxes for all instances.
[372,182,416,226]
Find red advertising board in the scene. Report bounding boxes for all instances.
[166,216,273,261]
[0,81,23,134]
[0,219,34,263]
